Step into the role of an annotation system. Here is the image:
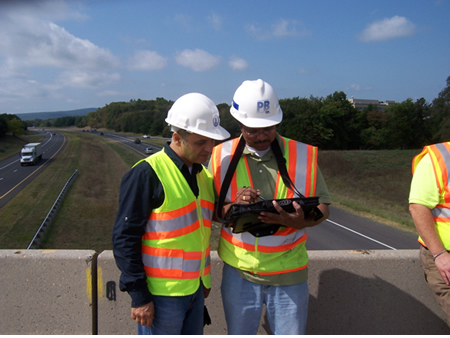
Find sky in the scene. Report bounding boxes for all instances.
[1,0,449,115]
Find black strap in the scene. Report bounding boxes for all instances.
[217,137,301,222]
[216,137,246,223]
[270,140,305,198]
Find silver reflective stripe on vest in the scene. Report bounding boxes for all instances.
[435,143,450,191]
[292,142,308,195]
[146,204,212,234]
[222,226,306,247]
[142,253,202,273]
[432,208,450,218]
[202,206,213,222]
[146,206,199,233]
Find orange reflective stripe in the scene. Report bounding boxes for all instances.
[212,142,224,194]
[287,140,297,198]
[142,245,182,257]
[200,199,214,212]
[429,144,450,203]
[273,226,298,236]
[144,266,201,279]
[143,220,201,240]
[149,201,197,221]
[435,217,450,223]
[307,145,317,196]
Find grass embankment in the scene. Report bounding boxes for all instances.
[318,149,418,233]
[0,129,419,251]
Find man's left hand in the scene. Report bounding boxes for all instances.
[258,200,306,229]
[203,286,211,299]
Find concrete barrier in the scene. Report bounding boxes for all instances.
[0,249,96,335]
[1,249,449,334]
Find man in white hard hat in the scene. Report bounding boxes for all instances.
[209,79,331,334]
[113,93,230,335]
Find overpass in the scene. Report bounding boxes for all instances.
[0,249,449,335]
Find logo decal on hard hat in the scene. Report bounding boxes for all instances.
[257,100,270,114]
[212,115,220,127]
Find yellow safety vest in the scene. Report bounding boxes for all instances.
[136,150,214,296]
[412,142,450,249]
[210,136,318,275]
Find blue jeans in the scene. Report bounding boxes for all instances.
[137,283,204,335]
[221,263,309,335]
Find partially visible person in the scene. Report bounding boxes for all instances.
[409,142,450,325]
[113,93,230,335]
[209,79,331,335]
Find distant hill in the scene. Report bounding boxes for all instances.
[16,108,97,121]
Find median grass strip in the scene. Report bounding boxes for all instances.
[41,131,144,252]
[0,131,143,250]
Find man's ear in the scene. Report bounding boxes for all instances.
[172,131,182,146]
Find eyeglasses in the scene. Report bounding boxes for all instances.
[241,126,276,137]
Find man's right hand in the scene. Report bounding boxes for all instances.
[131,301,155,328]
[435,251,450,286]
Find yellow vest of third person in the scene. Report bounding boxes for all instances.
[412,142,450,249]
[210,136,318,275]
[136,150,214,296]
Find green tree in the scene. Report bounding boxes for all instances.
[0,115,8,137]
[431,75,450,143]
[7,118,25,136]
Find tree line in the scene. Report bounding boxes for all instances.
[5,75,450,150]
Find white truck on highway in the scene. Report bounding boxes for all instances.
[20,143,43,166]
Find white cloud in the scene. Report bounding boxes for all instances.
[208,12,222,30]
[0,0,122,110]
[127,50,168,71]
[359,16,416,42]
[56,70,120,89]
[175,49,220,72]
[228,56,248,71]
[0,20,119,72]
[247,19,310,40]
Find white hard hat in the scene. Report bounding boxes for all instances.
[230,79,283,128]
[165,93,230,140]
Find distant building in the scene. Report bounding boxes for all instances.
[348,98,395,111]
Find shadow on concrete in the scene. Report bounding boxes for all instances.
[307,269,450,334]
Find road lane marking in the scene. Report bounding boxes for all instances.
[0,134,67,200]
[326,219,397,250]
[0,159,19,170]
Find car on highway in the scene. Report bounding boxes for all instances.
[145,147,153,154]
[143,135,150,138]
[134,138,141,144]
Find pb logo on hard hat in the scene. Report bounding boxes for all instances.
[257,100,270,114]
[212,115,220,127]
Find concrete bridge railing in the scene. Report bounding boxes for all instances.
[0,249,448,335]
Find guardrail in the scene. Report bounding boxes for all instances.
[27,169,78,249]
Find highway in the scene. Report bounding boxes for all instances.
[0,130,66,209]
[0,129,418,250]
[306,206,418,250]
